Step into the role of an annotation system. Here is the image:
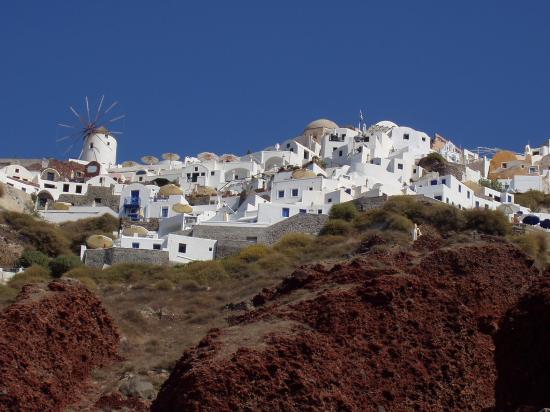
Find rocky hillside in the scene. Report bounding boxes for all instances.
[0,279,120,412]
[152,235,550,411]
[0,183,34,214]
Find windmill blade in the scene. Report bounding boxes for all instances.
[70,106,87,126]
[104,100,118,115]
[109,131,124,135]
[57,123,74,129]
[56,135,73,143]
[108,114,126,123]
[85,96,91,122]
[64,142,75,155]
[94,95,105,122]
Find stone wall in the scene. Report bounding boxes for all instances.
[58,186,120,213]
[84,247,169,268]
[351,195,388,212]
[192,213,329,258]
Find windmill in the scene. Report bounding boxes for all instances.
[57,95,124,166]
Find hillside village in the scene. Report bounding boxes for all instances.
[1,116,550,269]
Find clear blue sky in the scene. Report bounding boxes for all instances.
[1,0,549,162]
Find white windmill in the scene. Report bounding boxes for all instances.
[57,95,124,170]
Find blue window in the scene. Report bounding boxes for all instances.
[162,207,169,218]
[508,195,512,202]
[291,188,299,197]
[282,207,290,217]
[430,180,438,186]
[132,242,139,249]
[278,190,284,198]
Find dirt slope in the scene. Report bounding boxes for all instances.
[152,238,549,412]
[0,279,120,412]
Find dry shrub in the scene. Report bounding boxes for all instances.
[320,219,354,236]
[274,233,314,252]
[0,183,5,198]
[154,279,175,291]
[238,244,270,263]
[123,309,147,326]
[463,209,511,236]
[8,265,51,290]
[329,202,358,222]
[2,211,71,257]
[59,214,119,253]
[513,232,550,267]
[355,209,413,233]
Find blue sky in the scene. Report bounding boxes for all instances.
[0,0,549,162]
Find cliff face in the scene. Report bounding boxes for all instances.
[152,238,550,412]
[0,279,120,412]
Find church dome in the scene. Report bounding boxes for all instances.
[304,119,339,131]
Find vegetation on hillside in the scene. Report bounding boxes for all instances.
[514,190,550,212]
[0,183,5,198]
[479,178,504,192]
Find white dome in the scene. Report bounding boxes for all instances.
[376,120,398,128]
[304,118,339,131]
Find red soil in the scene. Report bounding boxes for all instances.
[0,279,120,412]
[152,240,550,412]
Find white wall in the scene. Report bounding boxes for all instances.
[166,234,217,263]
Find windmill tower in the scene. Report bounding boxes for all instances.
[57,96,124,171]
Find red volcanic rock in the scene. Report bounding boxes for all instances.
[152,241,549,412]
[0,279,120,412]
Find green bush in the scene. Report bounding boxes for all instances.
[18,250,51,268]
[320,219,354,236]
[48,255,83,278]
[425,152,446,164]
[329,202,358,222]
[8,265,51,290]
[463,209,511,236]
[479,178,504,192]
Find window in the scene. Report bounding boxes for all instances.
[45,183,55,189]
[430,180,438,186]
[304,152,309,160]
[318,209,323,214]
[209,247,213,251]
[15,168,19,173]
[21,188,26,192]
[333,147,337,151]
[291,188,299,197]
[458,185,462,193]
[476,201,480,208]
[422,137,426,142]
[282,207,290,217]
[162,207,169,218]
[132,242,140,249]
[211,171,215,176]
[397,163,403,170]
[435,195,442,201]
[309,187,313,190]
[201,172,205,176]
[327,198,332,203]
[529,167,537,174]
[413,169,417,173]
[508,195,512,202]
[278,190,284,198]
[365,137,370,142]
[153,244,161,250]
[178,243,187,254]
[46,172,55,181]
[339,150,343,157]
[90,143,94,149]
[246,236,258,243]
[299,209,306,213]
[63,184,69,192]
[235,175,239,179]
[75,185,82,194]
[194,167,198,172]
[95,198,102,204]
[286,143,291,148]
[502,163,508,169]
[290,148,294,152]
[533,151,540,155]
[485,204,489,209]
[403,133,410,140]
[467,191,470,199]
